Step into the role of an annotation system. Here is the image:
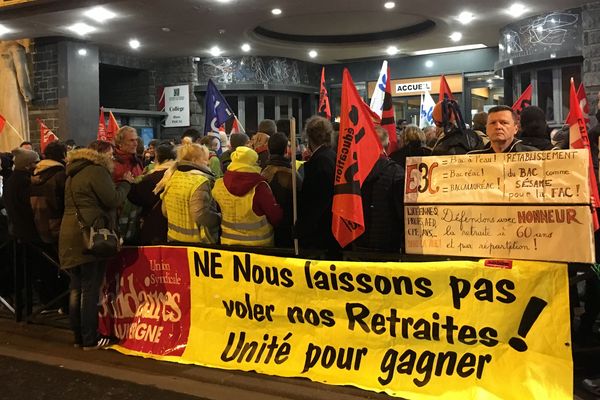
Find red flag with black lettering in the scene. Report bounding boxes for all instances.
[332,69,383,247]
[567,78,599,230]
[381,66,397,154]
[439,75,455,102]
[512,84,532,115]
[318,67,331,119]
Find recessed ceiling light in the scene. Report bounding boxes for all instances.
[508,3,527,17]
[241,43,251,52]
[161,27,171,32]
[210,46,222,56]
[216,0,232,2]
[83,6,116,23]
[456,11,475,24]
[509,59,514,65]
[535,25,543,32]
[425,60,434,68]
[78,48,87,56]
[129,39,140,49]
[0,24,10,36]
[271,8,282,15]
[384,2,395,9]
[550,53,556,58]
[411,43,486,56]
[67,22,96,36]
[486,79,493,83]
[449,32,462,42]
[193,56,201,62]
[308,50,318,58]
[386,46,398,55]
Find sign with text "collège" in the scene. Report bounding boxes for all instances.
[404,150,595,262]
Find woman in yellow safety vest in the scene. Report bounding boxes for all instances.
[212,146,282,247]
[155,138,221,244]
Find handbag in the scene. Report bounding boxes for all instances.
[69,179,121,257]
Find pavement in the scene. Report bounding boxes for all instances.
[0,316,396,400]
[0,314,598,400]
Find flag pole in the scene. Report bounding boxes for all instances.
[4,118,25,142]
[290,117,299,256]
[234,114,246,133]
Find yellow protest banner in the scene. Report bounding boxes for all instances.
[106,246,572,400]
[404,149,589,204]
[405,204,594,262]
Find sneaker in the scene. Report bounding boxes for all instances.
[82,337,117,351]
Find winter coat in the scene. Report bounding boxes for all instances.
[468,139,539,154]
[262,155,303,247]
[431,127,485,155]
[219,169,283,228]
[112,147,143,182]
[295,145,339,251]
[59,149,130,269]
[160,161,221,244]
[30,160,66,244]
[3,169,39,242]
[355,157,404,252]
[389,142,432,169]
[127,161,174,245]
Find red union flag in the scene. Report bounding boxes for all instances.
[0,114,6,133]
[332,69,382,247]
[97,107,107,141]
[565,83,590,124]
[318,67,331,120]
[512,84,532,115]
[106,111,120,143]
[38,119,58,154]
[439,75,455,102]
[567,78,599,230]
[381,66,397,154]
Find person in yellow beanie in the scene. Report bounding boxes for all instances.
[212,146,282,247]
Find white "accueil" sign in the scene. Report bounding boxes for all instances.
[164,85,190,127]
[395,81,432,94]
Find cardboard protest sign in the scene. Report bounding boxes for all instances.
[404,150,595,262]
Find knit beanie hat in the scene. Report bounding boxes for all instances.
[228,146,261,173]
[12,148,40,170]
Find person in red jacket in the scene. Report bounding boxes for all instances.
[112,126,143,182]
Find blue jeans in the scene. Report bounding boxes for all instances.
[68,261,106,346]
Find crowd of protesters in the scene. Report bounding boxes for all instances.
[0,100,598,354]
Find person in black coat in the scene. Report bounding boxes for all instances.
[294,116,340,256]
[4,148,40,243]
[355,154,405,252]
[518,106,554,150]
[127,142,176,245]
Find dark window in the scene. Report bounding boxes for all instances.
[264,96,275,120]
[537,69,554,121]
[245,96,258,132]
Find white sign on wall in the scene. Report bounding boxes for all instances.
[395,81,432,94]
[164,85,190,127]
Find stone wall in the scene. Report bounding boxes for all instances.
[28,39,59,146]
[583,1,600,123]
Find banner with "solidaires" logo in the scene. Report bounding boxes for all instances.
[100,246,571,400]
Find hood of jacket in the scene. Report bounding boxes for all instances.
[223,170,266,196]
[66,148,113,177]
[31,159,64,185]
